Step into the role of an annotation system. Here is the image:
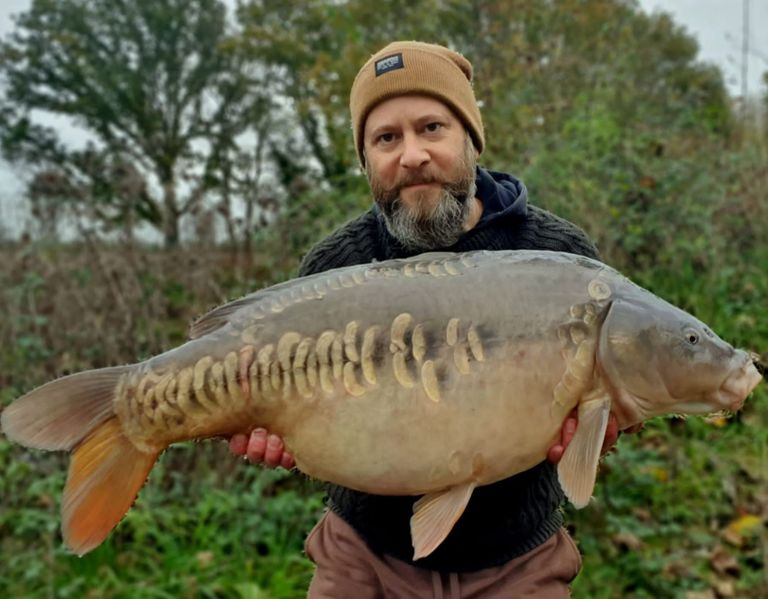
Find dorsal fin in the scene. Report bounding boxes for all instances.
[189,296,256,339]
[188,277,305,340]
[188,252,477,340]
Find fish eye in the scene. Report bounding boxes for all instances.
[684,329,700,345]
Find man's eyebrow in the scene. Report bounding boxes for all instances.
[414,113,452,125]
[368,113,452,138]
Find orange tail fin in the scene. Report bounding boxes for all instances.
[64,417,159,555]
[1,366,159,555]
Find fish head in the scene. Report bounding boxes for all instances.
[598,297,762,425]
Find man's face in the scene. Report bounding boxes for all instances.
[363,95,478,251]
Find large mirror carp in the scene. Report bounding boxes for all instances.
[2,250,762,558]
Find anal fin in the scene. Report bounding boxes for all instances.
[63,417,159,556]
[557,393,611,508]
[410,481,476,560]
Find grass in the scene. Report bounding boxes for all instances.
[0,439,324,598]
[570,390,768,599]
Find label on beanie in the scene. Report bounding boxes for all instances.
[375,53,404,76]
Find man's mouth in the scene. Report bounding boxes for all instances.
[402,183,436,191]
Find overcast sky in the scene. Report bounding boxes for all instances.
[638,0,768,94]
[1,0,767,235]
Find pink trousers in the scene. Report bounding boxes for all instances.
[305,511,582,598]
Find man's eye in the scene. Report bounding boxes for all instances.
[378,133,395,144]
[425,122,443,133]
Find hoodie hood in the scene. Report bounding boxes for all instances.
[474,167,528,228]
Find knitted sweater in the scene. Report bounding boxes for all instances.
[298,168,599,573]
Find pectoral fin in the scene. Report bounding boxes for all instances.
[410,481,476,560]
[557,394,611,509]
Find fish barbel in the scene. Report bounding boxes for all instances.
[1,250,762,558]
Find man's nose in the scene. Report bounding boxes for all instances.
[399,134,430,169]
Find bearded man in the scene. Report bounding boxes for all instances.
[230,41,624,598]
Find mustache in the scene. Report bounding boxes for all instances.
[393,171,445,191]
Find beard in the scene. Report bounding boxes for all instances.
[366,136,477,252]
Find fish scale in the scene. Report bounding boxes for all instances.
[1,250,762,559]
[119,303,492,452]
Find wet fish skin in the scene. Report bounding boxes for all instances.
[1,249,762,559]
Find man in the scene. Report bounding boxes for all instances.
[230,41,623,597]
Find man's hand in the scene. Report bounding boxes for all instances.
[229,428,295,470]
[547,410,642,464]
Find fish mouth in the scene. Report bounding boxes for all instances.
[752,352,767,379]
[719,358,763,411]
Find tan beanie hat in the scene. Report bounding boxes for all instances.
[350,41,485,166]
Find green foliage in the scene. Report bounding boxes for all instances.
[253,173,372,279]
[0,440,322,598]
[569,389,768,599]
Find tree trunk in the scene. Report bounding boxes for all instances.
[162,179,179,247]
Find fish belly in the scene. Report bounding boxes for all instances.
[281,338,571,495]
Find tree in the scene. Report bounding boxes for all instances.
[0,0,270,246]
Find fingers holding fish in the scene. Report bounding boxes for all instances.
[229,433,249,456]
[230,428,295,469]
[262,432,295,469]
[546,416,575,464]
[547,410,620,464]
